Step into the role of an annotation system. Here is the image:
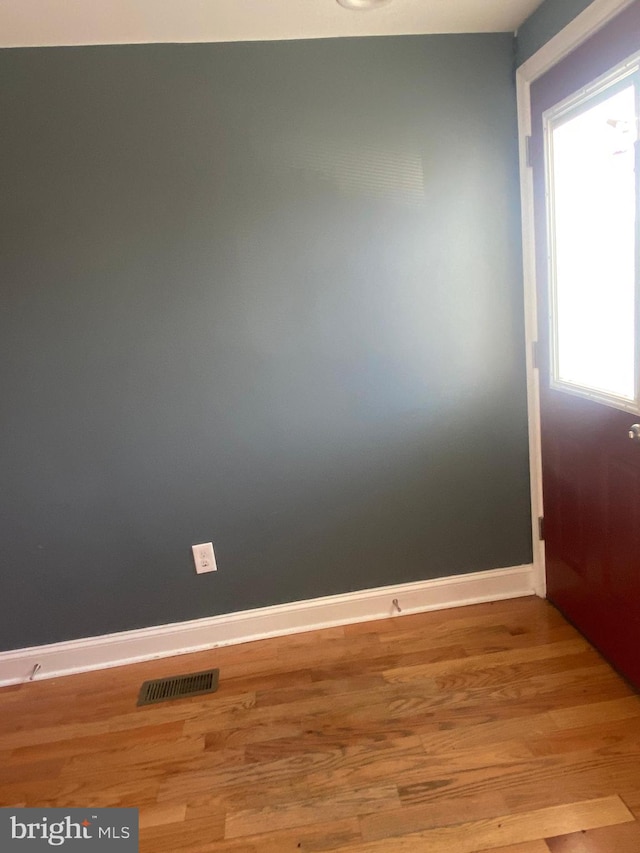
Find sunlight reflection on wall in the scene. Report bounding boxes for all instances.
[281,135,426,206]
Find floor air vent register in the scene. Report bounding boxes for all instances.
[137,668,220,706]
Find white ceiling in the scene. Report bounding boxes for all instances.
[0,0,545,49]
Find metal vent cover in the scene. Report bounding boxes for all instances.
[137,668,219,706]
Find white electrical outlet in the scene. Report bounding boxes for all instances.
[192,542,217,574]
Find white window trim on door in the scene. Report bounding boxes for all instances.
[544,58,640,412]
[516,0,637,599]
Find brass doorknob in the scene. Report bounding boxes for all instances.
[629,424,640,442]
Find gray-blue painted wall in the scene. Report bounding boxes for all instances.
[0,35,531,651]
[516,0,597,65]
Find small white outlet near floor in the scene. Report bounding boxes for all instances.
[192,542,217,574]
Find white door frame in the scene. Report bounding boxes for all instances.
[516,0,636,599]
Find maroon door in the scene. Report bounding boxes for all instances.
[531,2,640,689]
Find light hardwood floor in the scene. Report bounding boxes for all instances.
[1,596,639,852]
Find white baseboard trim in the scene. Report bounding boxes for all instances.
[0,564,535,687]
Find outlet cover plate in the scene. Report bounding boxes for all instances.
[192,542,217,574]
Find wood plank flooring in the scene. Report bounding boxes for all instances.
[1,596,639,852]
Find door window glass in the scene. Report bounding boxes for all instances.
[544,62,639,411]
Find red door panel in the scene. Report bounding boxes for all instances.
[531,1,640,689]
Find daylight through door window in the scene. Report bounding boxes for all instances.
[544,55,640,412]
